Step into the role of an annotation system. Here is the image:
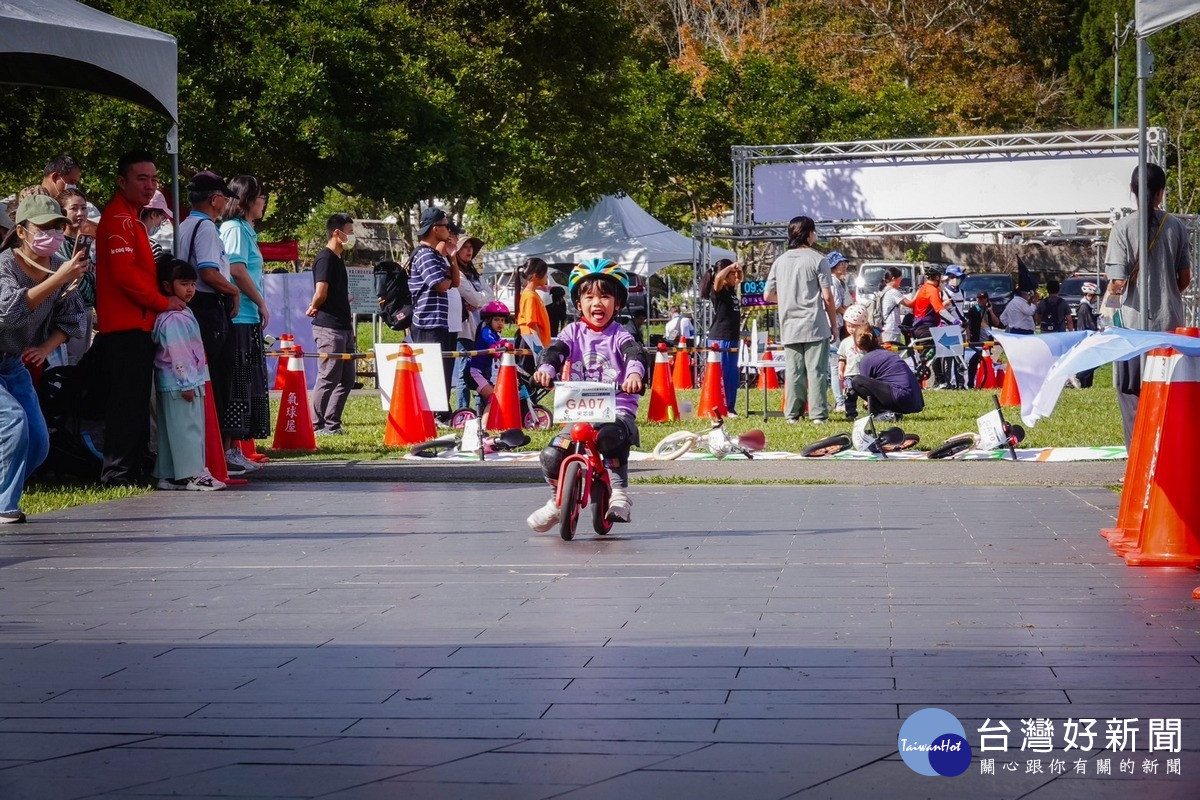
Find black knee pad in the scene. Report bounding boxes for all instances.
[539,444,568,482]
[594,423,631,458]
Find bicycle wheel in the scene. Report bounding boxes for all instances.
[450,408,477,429]
[800,434,852,458]
[524,404,553,430]
[558,461,585,541]
[928,433,977,460]
[410,435,458,458]
[652,431,698,460]
[591,478,612,535]
[883,433,920,452]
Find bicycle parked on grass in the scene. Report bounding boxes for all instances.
[650,409,766,461]
[928,394,1025,461]
[450,356,553,431]
[800,412,920,458]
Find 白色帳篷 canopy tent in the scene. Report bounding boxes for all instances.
[0,0,177,121]
[484,194,735,278]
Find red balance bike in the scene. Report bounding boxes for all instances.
[555,421,617,542]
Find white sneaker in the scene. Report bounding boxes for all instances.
[834,403,846,414]
[526,498,560,532]
[185,472,226,491]
[225,448,261,472]
[607,487,632,523]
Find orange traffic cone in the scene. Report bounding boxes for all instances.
[672,338,694,390]
[239,439,269,464]
[272,349,317,451]
[1103,346,1175,549]
[761,346,780,389]
[384,344,436,446]
[273,334,294,389]
[202,381,244,486]
[647,343,680,422]
[697,344,728,419]
[999,361,1020,407]
[1123,329,1200,567]
[486,347,523,431]
[975,347,999,389]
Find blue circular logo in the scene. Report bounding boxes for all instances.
[898,708,972,777]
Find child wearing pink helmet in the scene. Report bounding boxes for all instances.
[467,301,511,405]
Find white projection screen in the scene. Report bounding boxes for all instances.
[752,152,1141,224]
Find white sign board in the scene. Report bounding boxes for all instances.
[977,409,1007,451]
[374,342,450,413]
[752,151,1140,224]
[346,266,379,316]
[932,325,965,359]
[553,381,616,424]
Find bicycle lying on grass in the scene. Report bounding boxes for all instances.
[800,412,920,458]
[650,409,767,461]
[928,394,1025,461]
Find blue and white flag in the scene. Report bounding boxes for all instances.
[992,332,1088,425]
[1018,328,1200,426]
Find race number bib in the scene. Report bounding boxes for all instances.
[553,381,616,424]
[977,409,1007,450]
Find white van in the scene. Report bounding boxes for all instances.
[853,262,928,303]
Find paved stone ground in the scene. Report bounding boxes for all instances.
[0,483,1197,799]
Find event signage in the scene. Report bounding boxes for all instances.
[740,278,773,308]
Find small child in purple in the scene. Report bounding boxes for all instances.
[527,259,645,531]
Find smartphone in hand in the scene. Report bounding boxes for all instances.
[74,234,94,258]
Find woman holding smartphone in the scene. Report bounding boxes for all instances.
[0,196,88,522]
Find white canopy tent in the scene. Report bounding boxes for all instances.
[0,0,180,225]
[483,194,735,278]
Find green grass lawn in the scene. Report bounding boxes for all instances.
[17,364,1120,518]
[263,363,1123,460]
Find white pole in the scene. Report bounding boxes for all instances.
[1136,36,1150,333]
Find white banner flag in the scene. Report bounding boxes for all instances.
[1137,0,1200,35]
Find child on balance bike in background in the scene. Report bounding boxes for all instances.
[527,259,645,531]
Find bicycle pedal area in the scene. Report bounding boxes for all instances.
[403,444,1128,462]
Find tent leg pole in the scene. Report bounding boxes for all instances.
[1137,35,1149,333]
[166,124,181,240]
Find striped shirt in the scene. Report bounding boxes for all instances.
[408,244,449,330]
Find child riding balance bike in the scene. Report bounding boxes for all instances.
[526,259,645,534]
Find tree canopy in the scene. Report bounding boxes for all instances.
[1,0,1198,250]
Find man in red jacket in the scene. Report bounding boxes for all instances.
[95,150,186,486]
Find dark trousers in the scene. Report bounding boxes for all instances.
[409,327,457,409]
[189,293,231,426]
[849,374,924,417]
[101,330,154,485]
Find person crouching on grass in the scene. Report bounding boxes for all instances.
[153,258,223,491]
[849,329,925,420]
[527,259,645,531]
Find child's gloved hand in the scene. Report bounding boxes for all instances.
[622,374,643,394]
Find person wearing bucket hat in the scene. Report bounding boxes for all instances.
[0,194,89,522]
[96,149,182,487]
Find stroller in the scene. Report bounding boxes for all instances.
[33,344,109,481]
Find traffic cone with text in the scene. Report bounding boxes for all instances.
[271,350,317,451]
[202,381,244,486]
[761,345,780,389]
[647,343,680,422]
[1103,346,1176,549]
[1123,329,1200,567]
[485,347,523,431]
[273,334,294,389]
[697,344,728,419]
[384,344,436,446]
[672,338,694,389]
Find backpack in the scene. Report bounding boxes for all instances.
[868,290,888,330]
[374,258,413,331]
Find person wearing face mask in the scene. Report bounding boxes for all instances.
[939,265,968,389]
[306,213,358,435]
[96,150,186,487]
[0,196,88,521]
[41,154,82,200]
